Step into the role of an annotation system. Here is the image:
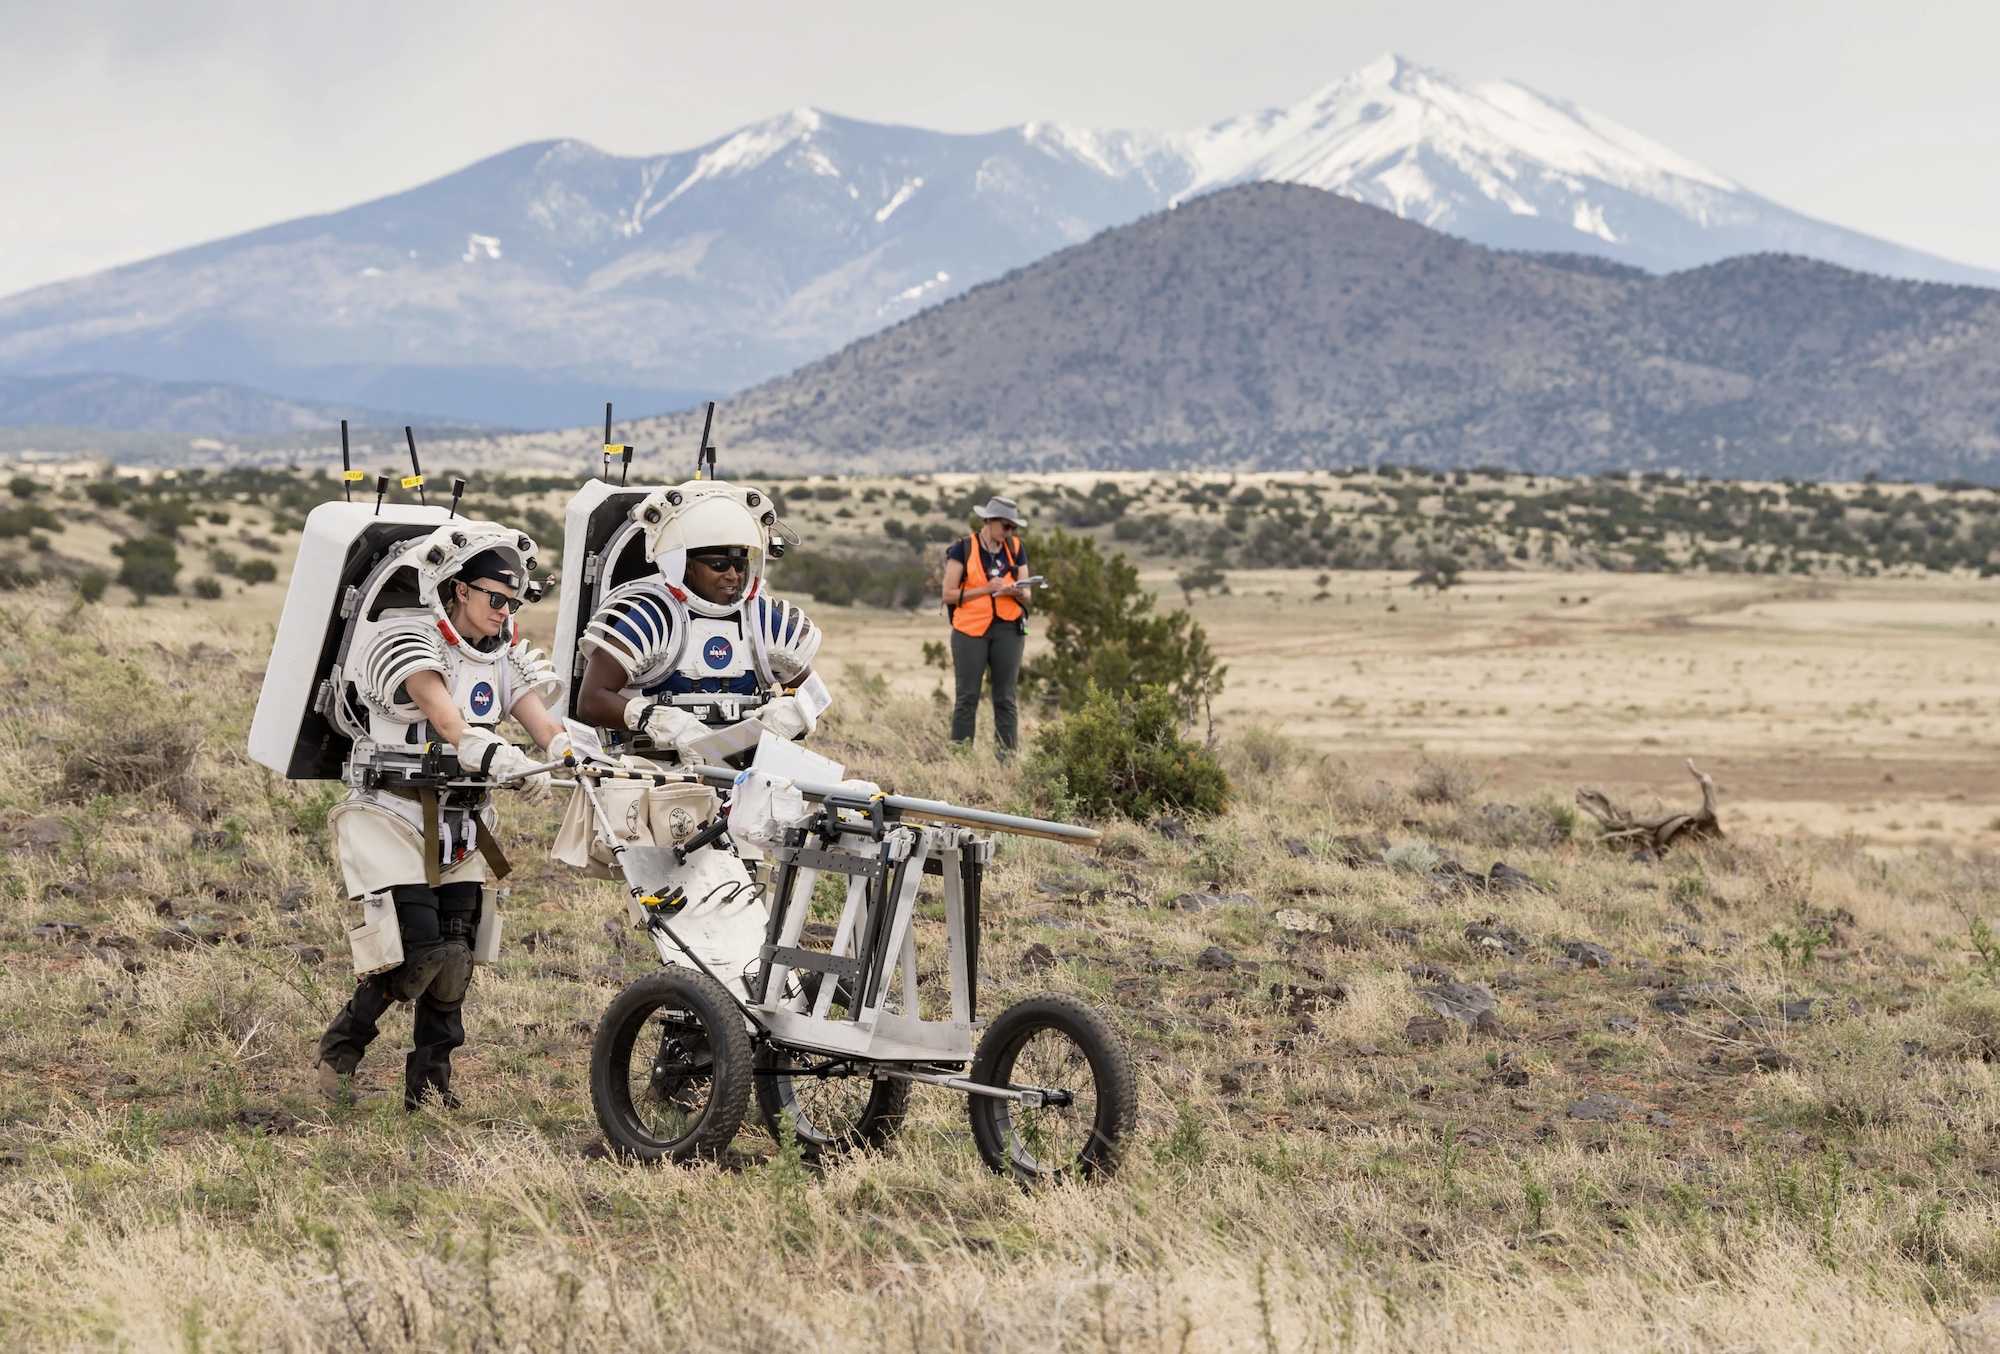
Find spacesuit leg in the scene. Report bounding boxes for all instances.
[404,882,479,1109]
[316,973,397,1079]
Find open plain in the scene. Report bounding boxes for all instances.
[0,466,1998,1350]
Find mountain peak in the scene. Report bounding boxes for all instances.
[1186,55,1740,221]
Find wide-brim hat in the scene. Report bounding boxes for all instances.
[973,495,1024,526]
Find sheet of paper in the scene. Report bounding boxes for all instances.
[751,731,845,786]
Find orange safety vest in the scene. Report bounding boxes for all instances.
[951,534,1023,637]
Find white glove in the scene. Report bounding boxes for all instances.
[751,694,815,742]
[457,727,552,800]
[625,698,708,764]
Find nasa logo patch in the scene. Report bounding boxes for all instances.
[702,636,734,670]
[469,681,496,717]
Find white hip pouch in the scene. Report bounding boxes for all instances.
[348,892,404,978]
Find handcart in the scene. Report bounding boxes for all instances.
[564,755,1136,1182]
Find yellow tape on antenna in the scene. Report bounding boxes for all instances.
[400,474,424,489]
[342,469,366,482]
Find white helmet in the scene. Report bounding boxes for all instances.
[635,480,780,615]
[411,519,540,645]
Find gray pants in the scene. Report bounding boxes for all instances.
[950,624,1024,751]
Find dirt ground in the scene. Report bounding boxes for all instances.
[813,568,2000,850]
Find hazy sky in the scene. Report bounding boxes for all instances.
[2,0,1995,297]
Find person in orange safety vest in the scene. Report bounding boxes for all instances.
[940,496,1033,753]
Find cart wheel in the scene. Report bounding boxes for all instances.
[590,968,751,1162]
[755,1047,910,1160]
[967,991,1136,1183]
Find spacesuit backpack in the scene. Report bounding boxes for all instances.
[249,507,560,785]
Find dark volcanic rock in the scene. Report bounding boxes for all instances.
[1562,940,1615,969]
[1415,982,1500,1026]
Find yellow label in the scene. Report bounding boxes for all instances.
[342,469,366,482]
[400,474,424,489]
[603,444,628,456]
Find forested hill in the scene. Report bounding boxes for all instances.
[614,183,2000,482]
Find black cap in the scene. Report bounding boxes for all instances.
[458,549,521,590]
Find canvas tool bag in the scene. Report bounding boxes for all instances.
[551,758,719,879]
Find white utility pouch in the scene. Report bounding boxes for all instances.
[473,888,505,965]
[348,892,404,978]
[727,769,811,863]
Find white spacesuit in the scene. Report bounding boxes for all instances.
[314,521,565,1107]
[556,477,830,1000]
[573,480,829,762]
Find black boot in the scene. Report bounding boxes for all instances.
[404,1046,461,1109]
[316,976,394,1100]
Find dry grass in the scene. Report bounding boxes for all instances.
[0,584,1996,1351]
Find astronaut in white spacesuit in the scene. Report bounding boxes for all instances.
[570,482,829,761]
[316,527,566,1109]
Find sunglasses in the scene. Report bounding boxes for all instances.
[689,555,748,575]
[464,581,524,613]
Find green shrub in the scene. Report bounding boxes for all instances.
[1023,529,1224,722]
[75,569,108,604]
[0,503,60,538]
[139,499,197,537]
[112,534,180,599]
[1026,684,1229,820]
[7,476,37,499]
[769,552,928,609]
[191,575,224,600]
[84,481,124,508]
[208,548,239,577]
[235,557,277,585]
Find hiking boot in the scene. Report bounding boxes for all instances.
[316,1061,356,1104]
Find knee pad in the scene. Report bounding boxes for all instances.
[427,941,475,1007]
[389,944,447,1003]
[390,939,474,1005]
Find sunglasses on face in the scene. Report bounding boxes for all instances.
[689,555,748,575]
[464,582,524,613]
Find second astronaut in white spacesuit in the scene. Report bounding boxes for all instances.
[569,481,828,760]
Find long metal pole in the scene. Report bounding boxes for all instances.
[682,764,1100,845]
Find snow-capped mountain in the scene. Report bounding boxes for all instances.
[1178,55,1982,282]
[0,56,1988,430]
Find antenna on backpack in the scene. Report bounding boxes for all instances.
[603,402,633,486]
[373,474,389,516]
[402,427,428,507]
[448,477,467,519]
[694,401,716,481]
[339,419,362,503]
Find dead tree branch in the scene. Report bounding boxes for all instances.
[1576,758,1722,855]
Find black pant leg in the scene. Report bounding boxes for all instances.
[316,974,396,1074]
[406,884,479,1103]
